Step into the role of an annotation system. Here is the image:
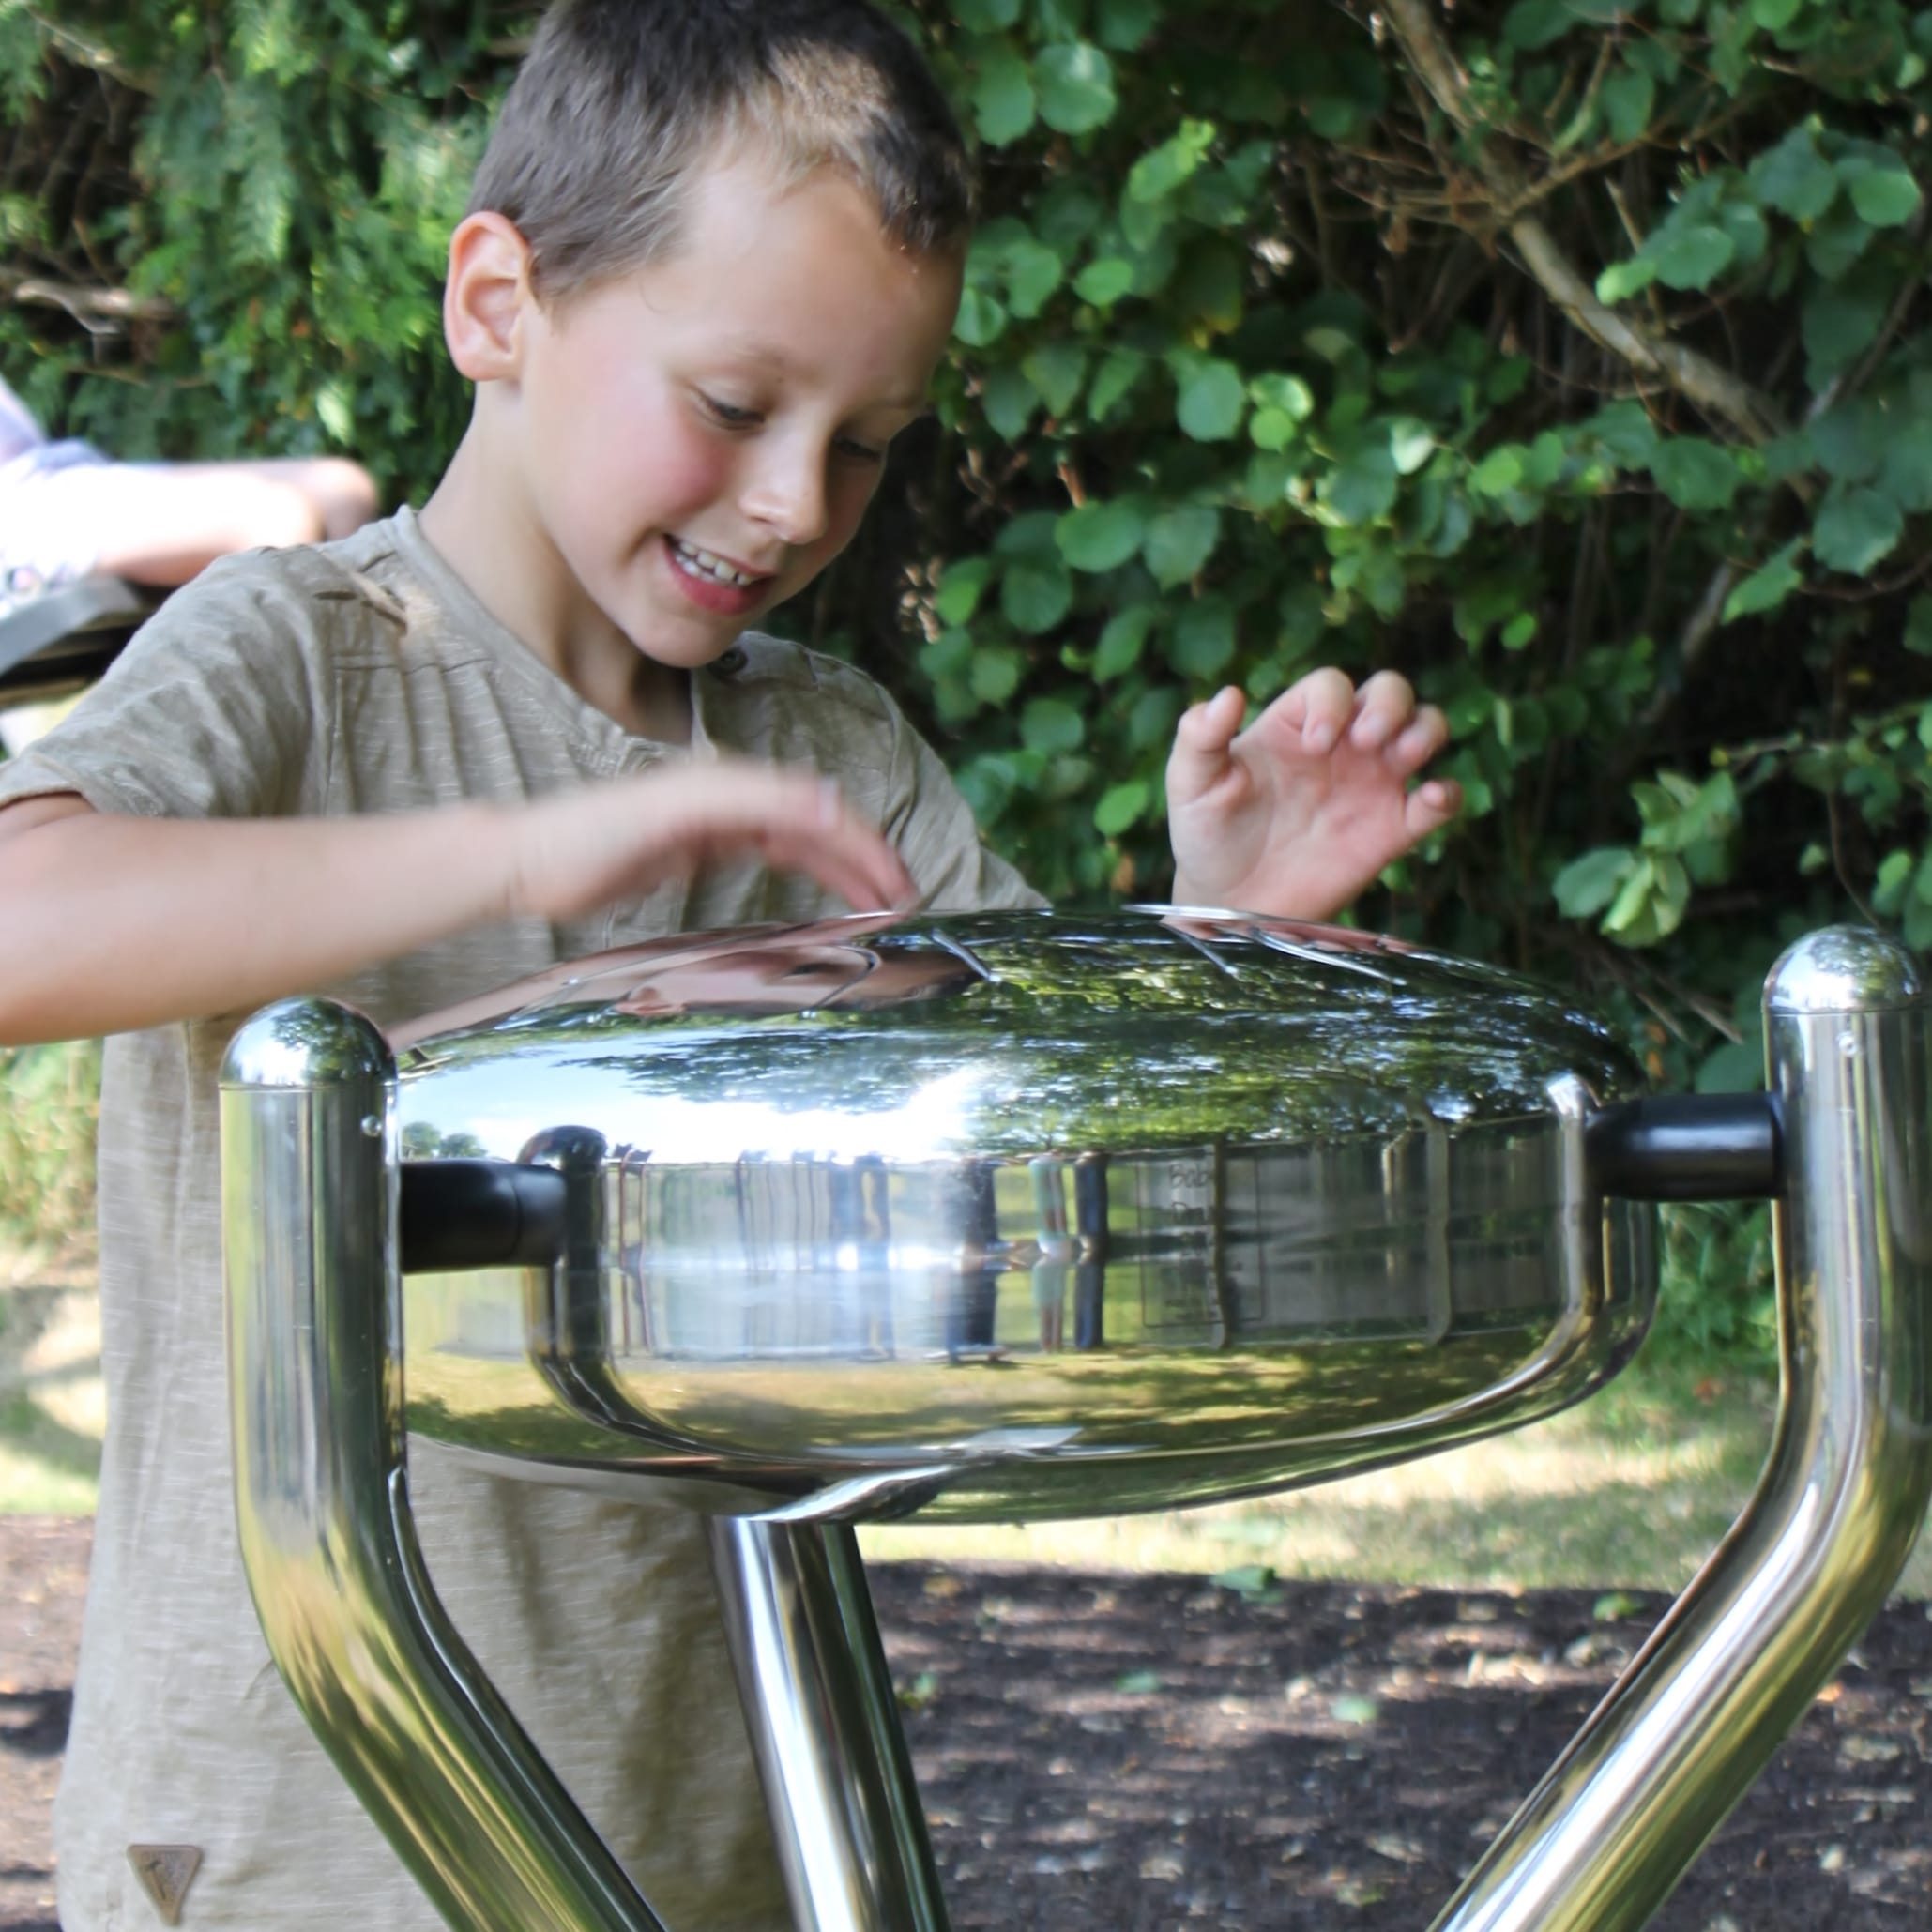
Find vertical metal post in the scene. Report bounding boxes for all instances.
[707,1519,951,1932]
[1428,926,1932,1932]
[222,997,665,1932]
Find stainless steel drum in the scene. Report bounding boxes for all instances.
[220,913,1932,1932]
[387,909,1657,1521]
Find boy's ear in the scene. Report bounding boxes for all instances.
[443,212,538,383]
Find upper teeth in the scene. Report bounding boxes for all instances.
[674,539,756,586]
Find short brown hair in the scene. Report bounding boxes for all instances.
[469,0,975,300]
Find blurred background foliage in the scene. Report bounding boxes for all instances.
[13,0,1932,1359]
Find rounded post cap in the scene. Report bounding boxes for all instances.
[220,996,393,1088]
[1765,925,1925,1016]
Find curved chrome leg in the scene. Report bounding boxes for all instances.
[707,1519,951,1932]
[221,998,665,1932]
[1430,926,1932,1932]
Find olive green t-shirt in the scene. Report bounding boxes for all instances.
[0,509,1041,1929]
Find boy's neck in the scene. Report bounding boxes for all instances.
[419,438,694,747]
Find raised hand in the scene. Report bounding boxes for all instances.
[1165,667,1459,922]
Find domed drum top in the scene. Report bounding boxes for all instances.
[388,909,1657,1520]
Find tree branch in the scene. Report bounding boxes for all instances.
[1379,0,1787,445]
[0,270,176,327]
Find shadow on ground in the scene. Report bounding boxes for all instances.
[5,1520,1931,1930]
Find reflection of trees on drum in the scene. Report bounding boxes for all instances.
[829,1154,894,1360]
[1072,1152,1109,1351]
[1027,1155,1071,1352]
[943,1160,1003,1362]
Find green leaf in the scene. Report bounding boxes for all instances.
[970,42,1037,146]
[1601,68,1654,145]
[1035,42,1118,135]
[1024,342,1088,417]
[1170,597,1237,677]
[1650,438,1739,511]
[981,362,1037,439]
[1748,126,1839,221]
[968,647,1024,705]
[1722,540,1804,621]
[1651,222,1735,291]
[953,287,1008,348]
[1001,557,1073,632]
[1021,695,1086,753]
[1095,0,1164,49]
[1803,281,1885,376]
[1003,236,1064,317]
[1094,778,1151,835]
[1057,496,1148,571]
[1750,0,1802,28]
[1553,846,1635,919]
[1117,1669,1164,1694]
[1805,208,1872,281]
[1127,119,1216,202]
[1582,400,1659,468]
[1848,160,1923,228]
[1906,594,1932,657]
[1812,483,1903,576]
[935,557,993,626]
[1251,373,1316,420]
[1596,257,1658,304]
[1469,445,1527,496]
[1074,256,1135,307]
[1144,504,1222,587]
[1094,606,1156,680]
[1502,0,1573,47]
[1174,357,1247,441]
[1088,348,1146,420]
[954,0,1021,24]
[1322,442,1400,523]
[1882,434,1932,513]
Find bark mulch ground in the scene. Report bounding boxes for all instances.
[6,1515,1930,1928]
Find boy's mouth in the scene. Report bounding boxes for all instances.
[668,536,770,589]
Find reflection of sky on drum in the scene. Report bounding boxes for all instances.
[403,1053,996,1166]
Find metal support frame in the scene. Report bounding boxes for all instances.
[221,925,1932,1932]
[221,1000,666,1932]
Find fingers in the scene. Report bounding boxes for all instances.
[1271,666,1356,752]
[1166,685,1247,799]
[1346,670,1417,752]
[1404,776,1463,841]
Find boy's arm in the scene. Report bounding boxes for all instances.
[0,762,914,1044]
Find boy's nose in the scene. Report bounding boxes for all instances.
[741,442,830,550]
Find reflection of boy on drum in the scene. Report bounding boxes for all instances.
[0,4,1458,1926]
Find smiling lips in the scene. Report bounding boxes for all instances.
[665,533,775,616]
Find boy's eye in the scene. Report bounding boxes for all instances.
[833,435,886,466]
[697,391,760,429]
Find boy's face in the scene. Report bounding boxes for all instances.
[510,155,963,670]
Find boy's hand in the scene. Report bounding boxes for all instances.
[1165,668,1459,922]
[504,758,916,922]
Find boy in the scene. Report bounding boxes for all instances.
[0,3,1457,1924]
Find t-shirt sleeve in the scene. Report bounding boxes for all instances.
[875,684,1047,914]
[0,550,329,822]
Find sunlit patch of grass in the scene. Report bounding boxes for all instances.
[867,1354,1932,1601]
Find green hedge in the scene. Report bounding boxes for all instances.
[6,0,1927,1350]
